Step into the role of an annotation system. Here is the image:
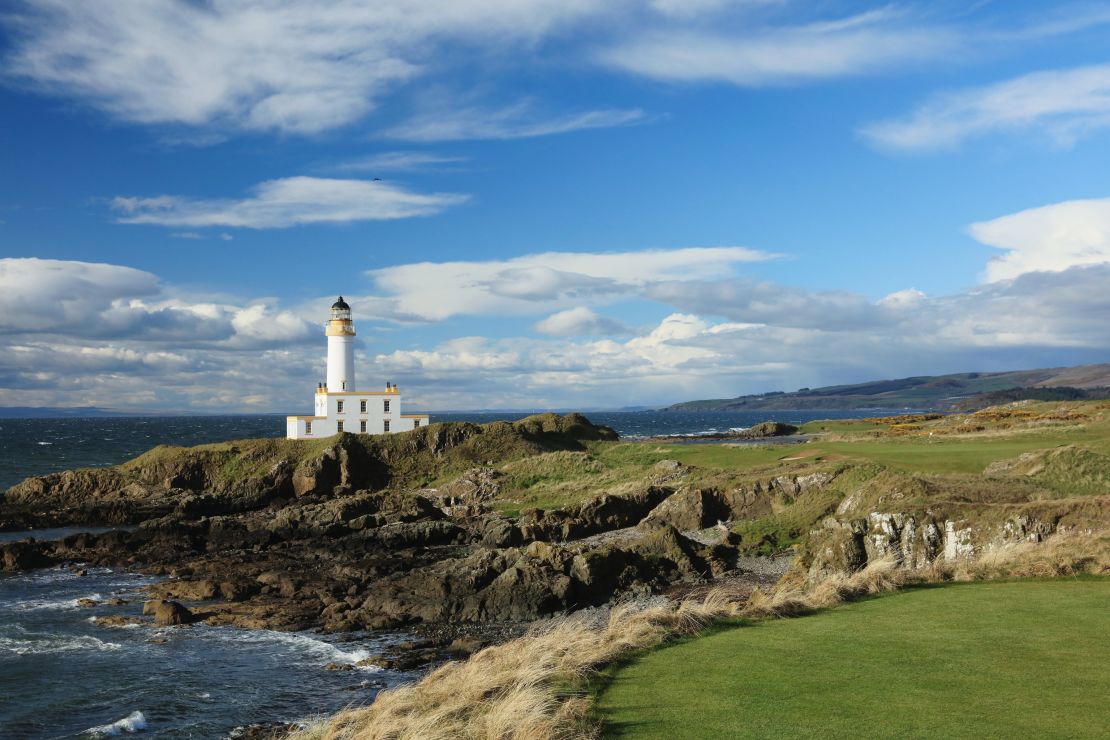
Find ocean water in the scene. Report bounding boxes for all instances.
[0,566,411,737]
[0,409,887,737]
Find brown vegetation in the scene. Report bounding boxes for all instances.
[293,528,1109,740]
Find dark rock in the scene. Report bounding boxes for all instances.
[447,636,486,656]
[744,421,799,437]
[144,599,194,626]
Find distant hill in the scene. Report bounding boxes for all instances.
[663,363,1110,412]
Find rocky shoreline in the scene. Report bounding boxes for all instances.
[0,414,799,676]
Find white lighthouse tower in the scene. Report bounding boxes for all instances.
[326,296,356,392]
[286,297,429,439]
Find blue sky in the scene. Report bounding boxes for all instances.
[1,0,1108,412]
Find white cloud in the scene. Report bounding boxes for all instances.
[373,265,1110,409]
[534,307,628,336]
[0,258,160,332]
[969,197,1110,282]
[862,64,1110,151]
[0,258,313,346]
[599,8,957,86]
[878,288,927,309]
[3,0,611,134]
[111,176,467,228]
[334,151,466,172]
[1,248,1108,411]
[359,246,776,321]
[385,100,646,141]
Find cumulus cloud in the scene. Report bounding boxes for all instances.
[0,258,313,345]
[111,177,467,228]
[359,246,776,321]
[0,258,160,333]
[385,100,646,141]
[969,197,1110,282]
[862,64,1110,151]
[599,8,957,86]
[534,307,628,336]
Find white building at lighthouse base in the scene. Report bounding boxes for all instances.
[286,384,428,439]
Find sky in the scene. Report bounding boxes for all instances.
[1,0,1109,413]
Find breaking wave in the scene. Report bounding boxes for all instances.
[0,628,122,655]
[209,627,380,669]
[83,711,147,736]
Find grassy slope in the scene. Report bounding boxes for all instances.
[488,401,1110,512]
[598,579,1110,739]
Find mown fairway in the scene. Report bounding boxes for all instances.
[598,580,1110,739]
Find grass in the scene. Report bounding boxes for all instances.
[291,529,1110,740]
[480,402,1110,517]
[597,579,1110,739]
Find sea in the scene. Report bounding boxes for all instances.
[0,409,886,737]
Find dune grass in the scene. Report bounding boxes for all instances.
[291,529,1110,740]
[597,579,1110,739]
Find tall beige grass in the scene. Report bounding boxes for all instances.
[293,529,1108,740]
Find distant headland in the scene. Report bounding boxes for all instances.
[663,362,1110,412]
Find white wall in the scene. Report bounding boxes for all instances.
[287,391,428,439]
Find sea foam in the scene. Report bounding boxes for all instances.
[83,710,147,736]
[0,629,122,655]
[209,627,380,668]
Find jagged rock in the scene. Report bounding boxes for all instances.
[1,541,54,571]
[447,636,486,656]
[744,421,799,438]
[481,518,523,548]
[324,662,353,672]
[520,486,674,541]
[642,488,731,531]
[150,579,220,601]
[76,598,100,607]
[93,615,144,628]
[436,467,501,507]
[144,599,194,626]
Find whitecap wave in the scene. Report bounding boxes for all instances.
[0,632,122,655]
[13,593,103,611]
[83,710,147,736]
[209,628,378,668]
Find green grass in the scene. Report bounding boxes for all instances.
[597,579,1110,739]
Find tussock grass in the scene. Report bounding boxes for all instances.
[295,528,1108,740]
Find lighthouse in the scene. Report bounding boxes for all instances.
[286,297,429,439]
[326,296,356,392]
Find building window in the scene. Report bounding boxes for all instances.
[360,420,367,433]
[337,400,344,413]
[360,399,366,413]
[384,420,390,432]
[337,420,344,433]
[305,421,312,434]
[413,419,421,428]
[383,399,390,413]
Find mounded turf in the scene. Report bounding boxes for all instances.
[598,580,1110,739]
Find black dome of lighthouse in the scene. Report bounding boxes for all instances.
[331,296,350,310]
